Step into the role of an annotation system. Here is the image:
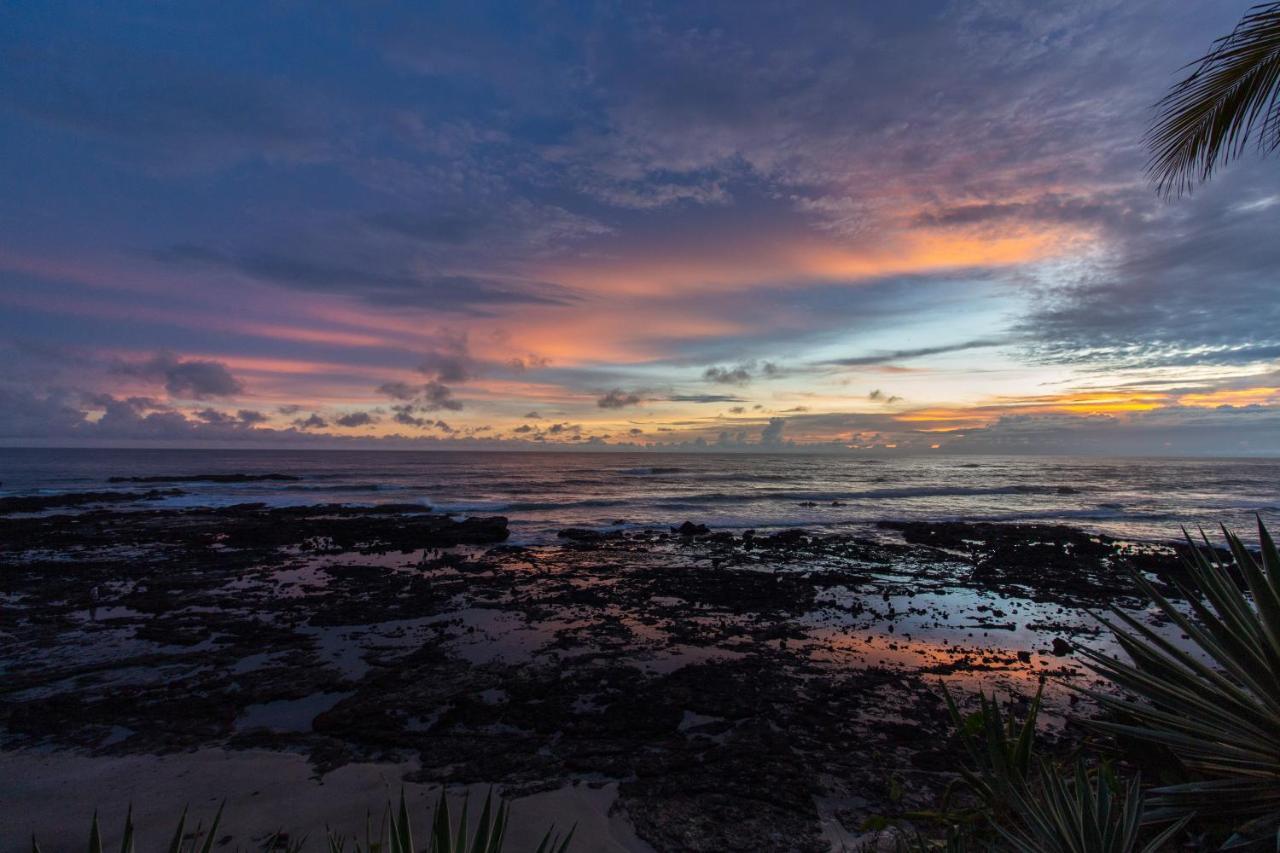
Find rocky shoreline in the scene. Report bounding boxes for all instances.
[0,497,1192,851]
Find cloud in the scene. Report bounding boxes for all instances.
[666,393,748,403]
[421,381,463,410]
[822,339,1007,367]
[335,411,378,427]
[377,380,463,411]
[1,40,333,171]
[760,417,786,446]
[365,200,609,251]
[597,389,644,409]
[293,413,328,430]
[112,352,244,399]
[1018,167,1280,371]
[703,364,753,385]
[157,245,580,315]
[868,389,902,404]
[378,382,418,401]
[415,332,478,383]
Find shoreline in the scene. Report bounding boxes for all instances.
[0,501,1203,850]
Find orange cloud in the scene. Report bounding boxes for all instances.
[1177,387,1280,408]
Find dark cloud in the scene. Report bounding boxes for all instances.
[666,394,748,403]
[377,380,463,411]
[507,356,552,372]
[157,245,579,315]
[421,381,463,411]
[377,382,418,401]
[365,209,493,246]
[912,193,1135,231]
[822,339,1006,367]
[1,40,332,170]
[391,405,429,428]
[293,413,328,430]
[417,334,477,383]
[112,352,244,399]
[703,364,753,385]
[760,417,786,446]
[335,411,378,427]
[237,410,268,425]
[1018,169,1280,370]
[194,408,236,425]
[597,389,644,409]
[868,389,902,404]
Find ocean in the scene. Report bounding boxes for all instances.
[2,448,1276,544]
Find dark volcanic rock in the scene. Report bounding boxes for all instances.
[1,507,1120,851]
[108,473,301,483]
[877,520,1181,601]
[0,489,183,514]
[0,504,507,552]
[557,527,606,541]
[673,521,710,537]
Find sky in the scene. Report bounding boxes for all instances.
[2,1,1279,455]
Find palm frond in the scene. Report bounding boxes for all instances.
[1146,2,1280,195]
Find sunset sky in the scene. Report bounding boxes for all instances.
[3,1,1279,453]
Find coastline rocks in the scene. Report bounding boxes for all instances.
[107,473,300,483]
[558,527,607,542]
[0,488,184,514]
[0,503,508,551]
[876,520,1172,601]
[673,521,710,537]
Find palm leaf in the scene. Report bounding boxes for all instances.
[1146,2,1280,195]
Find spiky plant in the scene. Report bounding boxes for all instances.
[352,788,573,853]
[41,789,571,853]
[941,681,1044,820]
[1147,2,1280,195]
[996,762,1189,853]
[32,803,226,853]
[1078,518,1280,837]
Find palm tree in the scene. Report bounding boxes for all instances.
[1147,2,1280,195]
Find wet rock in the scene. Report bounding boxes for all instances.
[1052,637,1073,656]
[877,520,1181,602]
[108,473,300,483]
[0,489,183,514]
[673,521,710,537]
[762,528,809,548]
[558,528,605,541]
